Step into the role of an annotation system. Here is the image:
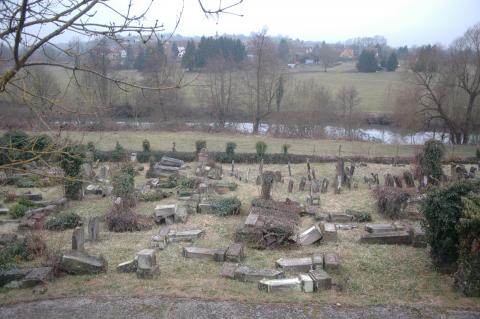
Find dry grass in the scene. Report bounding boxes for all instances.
[1,162,479,309]
[52,130,477,158]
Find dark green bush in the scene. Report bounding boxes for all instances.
[281,144,290,156]
[136,151,151,163]
[60,144,85,200]
[454,193,480,296]
[17,198,36,207]
[112,171,136,208]
[45,212,81,230]
[226,142,237,160]
[212,197,241,216]
[177,176,197,190]
[346,209,372,222]
[86,141,96,152]
[195,140,207,153]
[422,180,480,268]
[9,204,28,219]
[111,141,126,161]
[142,139,151,152]
[139,190,168,202]
[14,176,35,188]
[420,139,445,185]
[0,241,30,270]
[255,141,267,159]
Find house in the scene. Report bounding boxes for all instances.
[340,48,354,59]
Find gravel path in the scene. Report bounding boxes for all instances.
[1,296,479,319]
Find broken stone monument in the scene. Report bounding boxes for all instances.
[308,269,332,291]
[360,231,412,245]
[117,258,138,273]
[296,224,322,246]
[72,227,85,251]
[321,222,338,241]
[234,265,285,282]
[88,217,100,242]
[59,251,107,275]
[225,243,245,262]
[299,273,314,293]
[258,277,302,293]
[323,253,340,271]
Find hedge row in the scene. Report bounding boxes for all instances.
[93,149,479,165]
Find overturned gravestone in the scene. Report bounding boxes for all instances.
[320,222,338,241]
[117,258,138,273]
[309,269,332,291]
[137,249,160,279]
[174,207,188,223]
[18,205,60,231]
[234,265,285,282]
[153,204,176,224]
[150,226,170,250]
[0,268,31,287]
[296,224,322,246]
[3,267,54,289]
[365,223,404,233]
[225,243,245,262]
[160,156,184,167]
[85,184,102,195]
[328,212,353,223]
[59,251,107,275]
[183,246,227,262]
[0,207,9,215]
[323,253,340,271]
[220,262,240,279]
[258,277,302,293]
[299,273,314,293]
[276,257,315,272]
[360,231,411,245]
[168,229,205,243]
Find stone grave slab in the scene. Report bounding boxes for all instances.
[234,266,285,282]
[167,229,204,243]
[323,253,340,271]
[117,259,137,273]
[308,269,332,291]
[299,273,314,293]
[220,262,239,279]
[136,249,159,279]
[59,251,107,275]
[225,243,245,262]
[321,223,338,241]
[276,257,314,272]
[258,277,302,293]
[296,224,322,246]
[360,231,412,245]
[328,213,353,223]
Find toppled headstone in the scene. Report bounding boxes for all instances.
[299,273,314,293]
[160,156,184,167]
[323,253,340,271]
[258,277,302,293]
[167,229,204,243]
[153,204,176,224]
[365,223,404,233]
[0,268,31,287]
[276,257,314,272]
[174,207,188,223]
[312,254,324,269]
[0,207,9,215]
[309,269,332,291]
[220,262,239,279]
[117,258,137,273]
[59,251,107,275]
[198,202,214,214]
[88,217,100,242]
[360,231,412,245]
[296,224,322,246]
[328,212,353,223]
[136,249,160,279]
[183,246,226,261]
[72,227,85,251]
[85,184,102,195]
[234,266,285,282]
[4,267,53,289]
[225,243,245,262]
[321,222,338,241]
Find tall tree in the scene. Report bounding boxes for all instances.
[244,30,283,134]
[182,40,197,71]
[386,51,398,71]
[278,39,290,64]
[171,42,179,58]
[356,50,377,72]
[336,86,360,140]
[319,42,336,72]
[276,75,285,112]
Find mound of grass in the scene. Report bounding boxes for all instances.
[45,212,82,231]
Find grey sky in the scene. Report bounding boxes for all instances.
[60,0,480,47]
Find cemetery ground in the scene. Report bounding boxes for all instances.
[1,161,479,312]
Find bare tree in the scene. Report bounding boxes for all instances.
[319,42,337,72]
[244,29,283,134]
[336,85,360,140]
[407,23,480,144]
[203,55,237,128]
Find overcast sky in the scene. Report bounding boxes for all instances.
[62,0,480,47]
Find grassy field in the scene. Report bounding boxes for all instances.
[60,130,478,158]
[1,162,480,308]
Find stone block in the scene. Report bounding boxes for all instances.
[154,204,176,219]
[167,229,204,243]
[328,213,353,223]
[117,259,137,273]
[234,266,285,282]
[220,262,239,279]
[321,222,338,241]
[244,213,259,226]
[72,227,85,251]
[174,207,188,223]
[137,249,157,269]
[365,223,399,233]
[323,253,339,271]
[225,243,245,262]
[276,257,314,272]
[360,231,412,245]
[59,251,107,275]
[308,269,332,291]
[312,254,324,270]
[5,267,56,288]
[299,273,314,293]
[88,216,100,241]
[183,246,218,259]
[0,207,9,215]
[0,268,30,287]
[213,248,227,262]
[198,203,214,214]
[137,265,160,279]
[258,277,302,293]
[296,224,322,246]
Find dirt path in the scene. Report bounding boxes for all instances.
[0,296,479,319]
